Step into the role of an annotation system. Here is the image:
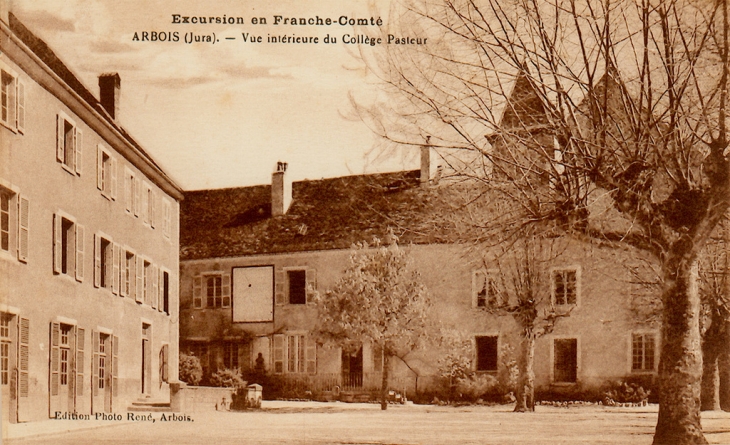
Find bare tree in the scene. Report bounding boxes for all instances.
[358,0,730,442]
[477,235,570,412]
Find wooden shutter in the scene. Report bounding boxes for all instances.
[273,334,284,374]
[161,344,169,383]
[222,273,231,308]
[306,269,317,302]
[149,191,156,228]
[124,171,132,213]
[17,195,29,262]
[157,269,164,312]
[163,199,171,237]
[75,224,84,282]
[56,114,64,162]
[135,256,144,303]
[112,335,119,398]
[134,177,141,217]
[16,80,25,133]
[76,327,85,396]
[74,128,82,175]
[18,317,29,398]
[142,183,149,224]
[110,157,118,200]
[92,331,99,397]
[93,233,101,288]
[151,265,159,309]
[50,322,60,397]
[53,213,62,273]
[96,146,104,191]
[193,276,202,308]
[112,243,120,295]
[306,337,317,374]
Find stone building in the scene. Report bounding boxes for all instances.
[0,10,182,421]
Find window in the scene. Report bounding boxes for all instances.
[0,314,11,386]
[162,198,172,238]
[552,268,578,306]
[60,325,72,386]
[159,344,169,383]
[554,338,578,383]
[1,191,10,253]
[194,273,230,309]
[474,270,502,308]
[161,270,170,314]
[97,146,117,200]
[98,334,108,390]
[124,168,135,215]
[1,68,24,133]
[53,213,84,281]
[56,112,82,175]
[143,260,151,305]
[0,186,28,262]
[632,333,656,372]
[273,334,316,374]
[475,336,498,372]
[94,234,118,293]
[288,270,307,304]
[122,250,135,298]
[147,187,156,229]
[224,343,239,369]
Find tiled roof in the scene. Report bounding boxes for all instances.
[8,13,163,173]
[180,171,463,259]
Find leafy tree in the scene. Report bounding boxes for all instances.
[179,353,203,386]
[358,0,730,441]
[311,236,431,410]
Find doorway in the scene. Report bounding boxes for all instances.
[341,347,363,389]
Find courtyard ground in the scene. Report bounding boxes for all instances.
[4,401,730,445]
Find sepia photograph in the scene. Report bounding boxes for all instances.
[1,0,730,443]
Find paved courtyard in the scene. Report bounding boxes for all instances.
[5,401,730,445]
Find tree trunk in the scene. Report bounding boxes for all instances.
[700,311,722,411]
[380,354,389,411]
[719,331,730,411]
[653,258,708,445]
[514,334,535,412]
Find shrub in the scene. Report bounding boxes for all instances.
[454,373,500,402]
[602,380,650,404]
[179,353,202,386]
[210,368,246,390]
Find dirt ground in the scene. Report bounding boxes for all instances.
[6,401,730,445]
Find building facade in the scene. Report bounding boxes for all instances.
[178,159,659,400]
[0,11,182,422]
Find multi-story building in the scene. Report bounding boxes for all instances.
[0,10,182,422]
[178,154,659,399]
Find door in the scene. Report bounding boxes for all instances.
[50,323,76,415]
[141,324,151,395]
[92,332,111,413]
[1,314,17,423]
[341,347,363,388]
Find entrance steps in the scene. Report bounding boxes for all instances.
[127,397,173,412]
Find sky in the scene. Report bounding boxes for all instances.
[11,0,420,190]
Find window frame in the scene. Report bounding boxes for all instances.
[550,266,581,307]
[53,211,84,282]
[56,111,82,176]
[630,332,657,374]
[0,64,24,134]
[473,269,504,308]
[474,334,499,373]
[551,336,580,385]
[194,272,231,309]
[96,144,117,201]
[286,269,307,305]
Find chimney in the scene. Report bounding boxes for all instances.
[1,0,12,26]
[420,136,432,187]
[99,73,121,120]
[271,161,292,216]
